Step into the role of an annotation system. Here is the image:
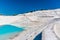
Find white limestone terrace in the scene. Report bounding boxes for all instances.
[0,9,60,40]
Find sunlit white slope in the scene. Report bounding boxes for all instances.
[53,21,60,38]
[0,9,60,40]
[0,16,21,25]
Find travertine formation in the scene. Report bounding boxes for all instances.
[0,9,60,40]
[11,9,60,40]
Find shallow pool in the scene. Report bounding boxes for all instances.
[0,25,24,40]
[0,25,24,35]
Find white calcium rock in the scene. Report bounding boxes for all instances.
[1,9,60,40]
[53,21,60,38]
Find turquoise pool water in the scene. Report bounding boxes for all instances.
[0,25,24,40]
[0,25,24,35]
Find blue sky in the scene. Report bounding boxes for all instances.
[0,0,60,15]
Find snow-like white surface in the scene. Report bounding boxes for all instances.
[42,23,58,40]
[0,9,60,40]
[0,16,21,25]
[53,21,60,38]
